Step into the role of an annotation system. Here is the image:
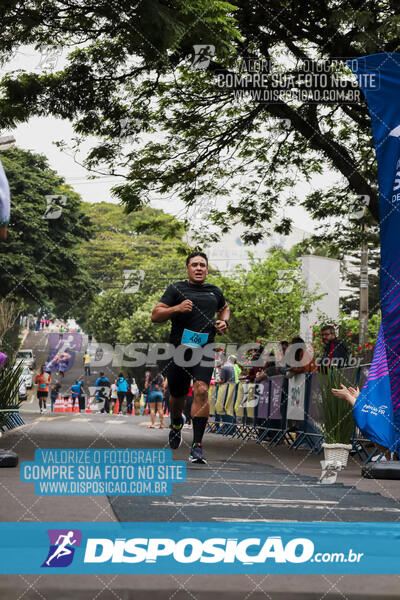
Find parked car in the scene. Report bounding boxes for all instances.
[22,366,33,389]
[12,366,28,403]
[16,349,35,370]
[18,377,27,402]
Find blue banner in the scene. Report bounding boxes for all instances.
[1,522,400,574]
[349,53,400,451]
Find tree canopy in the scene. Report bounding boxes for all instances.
[0,0,393,253]
[0,147,96,317]
[79,202,188,292]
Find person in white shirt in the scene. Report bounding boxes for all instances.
[109,380,118,414]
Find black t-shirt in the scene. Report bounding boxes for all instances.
[159,281,226,345]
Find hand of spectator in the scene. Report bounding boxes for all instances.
[331,384,359,407]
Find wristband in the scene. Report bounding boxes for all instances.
[223,319,229,328]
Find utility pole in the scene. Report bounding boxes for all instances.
[359,223,369,348]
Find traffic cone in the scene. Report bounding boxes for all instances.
[54,397,61,413]
[63,397,69,412]
[114,399,119,414]
[73,398,79,413]
[66,396,73,413]
[86,399,92,414]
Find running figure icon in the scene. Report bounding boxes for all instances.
[45,531,77,566]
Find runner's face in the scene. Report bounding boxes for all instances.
[186,257,208,283]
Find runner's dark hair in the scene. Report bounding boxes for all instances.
[186,251,208,266]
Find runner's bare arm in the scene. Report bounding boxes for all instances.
[215,303,230,334]
[151,300,193,323]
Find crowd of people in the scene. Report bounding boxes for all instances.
[214,325,350,386]
[33,324,351,417]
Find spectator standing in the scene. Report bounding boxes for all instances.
[255,353,280,383]
[126,375,138,415]
[230,355,242,383]
[50,383,61,412]
[218,356,236,383]
[71,379,86,411]
[320,325,349,368]
[245,346,264,382]
[109,380,118,413]
[83,351,91,376]
[141,370,150,416]
[286,337,317,376]
[144,367,164,429]
[116,373,129,414]
[95,372,110,388]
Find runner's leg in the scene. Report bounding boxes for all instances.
[149,402,156,427]
[167,357,191,449]
[189,353,214,463]
[157,401,164,427]
[191,380,209,441]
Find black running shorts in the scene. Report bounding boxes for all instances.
[166,346,214,398]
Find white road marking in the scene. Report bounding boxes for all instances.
[212,518,295,522]
[151,499,400,513]
[183,495,338,505]
[187,478,323,487]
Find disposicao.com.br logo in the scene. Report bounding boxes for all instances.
[82,536,363,566]
[42,529,82,568]
[0,522,378,574]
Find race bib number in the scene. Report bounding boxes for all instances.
[181,329,209,348]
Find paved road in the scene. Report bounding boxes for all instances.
[2,413,400,598]
[3,330,400,598]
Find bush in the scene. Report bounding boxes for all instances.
[318,368,355,444]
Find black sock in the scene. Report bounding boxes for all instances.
[172,414,183,428]
[192,416,208,445]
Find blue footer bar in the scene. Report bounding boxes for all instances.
[0,522,397,574]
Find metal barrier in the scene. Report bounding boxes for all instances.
[206,365,377,463]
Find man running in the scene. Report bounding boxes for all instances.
[151,251,230,464]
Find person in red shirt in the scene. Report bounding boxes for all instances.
[35,365,51,413]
